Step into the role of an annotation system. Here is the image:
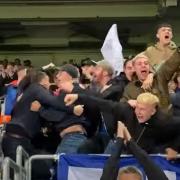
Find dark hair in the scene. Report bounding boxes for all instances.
[124,58,133,68]
[31,71,48,84]
[43,68,59,83]
[153,23,172,42]
[14,58,21,65]
[173,72,180,84]
[3,59,8,68]
[17,69,35,95]
[23,60,32,67]
[17,70,47,95]
[58,64,79,79]
[156,23,172,33]
[81,58,96,66]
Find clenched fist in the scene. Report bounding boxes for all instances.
[73,105,84,116]
[31,101,41,112]
[64,94,78,106]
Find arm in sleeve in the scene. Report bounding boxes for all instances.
[39,107,68,122]
[157,49,180,82]
[100,138,124,180]
[127,139,168,180]
[78,94,124,118]
[120,85,132,103]
[35,86,73,113]
[120,82,142,103]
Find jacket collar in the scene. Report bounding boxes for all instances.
[155,41,177,51]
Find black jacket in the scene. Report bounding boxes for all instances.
[38,83,100,136]
[110,72,130,98]
[6,83,73,138]
[100,138,168,180]
[170,92,180,116]
[78,94,180,153]
[93,81,125,137]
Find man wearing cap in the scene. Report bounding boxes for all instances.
[31,64,90,154]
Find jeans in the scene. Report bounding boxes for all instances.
[56,132,87,154]
[78,133,111,154]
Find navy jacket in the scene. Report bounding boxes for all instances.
[38,83,99,136]
[6,83,73,138]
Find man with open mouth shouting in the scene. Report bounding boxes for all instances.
[120,49,180,112]
[138,23,178,92]
[144,23,177,71]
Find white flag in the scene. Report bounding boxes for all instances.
[101,24,124,75]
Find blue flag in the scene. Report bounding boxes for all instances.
[58,154,180,180]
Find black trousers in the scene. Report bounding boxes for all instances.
[2,134,34,161]
[2,134,51,180]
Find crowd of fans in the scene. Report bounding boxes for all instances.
[0,23,180,180]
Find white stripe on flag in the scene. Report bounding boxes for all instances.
[164,170,176,180]
[68,167,177,180]
[68,166,103,180]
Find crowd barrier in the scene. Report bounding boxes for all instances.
[2,146,180,180]
[3,157,20,180]
[16,146,29,180]
[28,154,58,180]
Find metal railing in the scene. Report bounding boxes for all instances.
[27,154,58,180]
[2,157,20,180]
[2,145,180,180]
[16,146,29,180]
[2,146,58,180]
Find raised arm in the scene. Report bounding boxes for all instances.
[157,49,180,83]
[34,84,73,113]
[65,94,126,119]
[127,139,168,180]
[30,99,84,120]
[100,122,125,180]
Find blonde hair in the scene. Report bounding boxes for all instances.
[118,166,143,180]
[137,93,160,106]
[132,53,149,64]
